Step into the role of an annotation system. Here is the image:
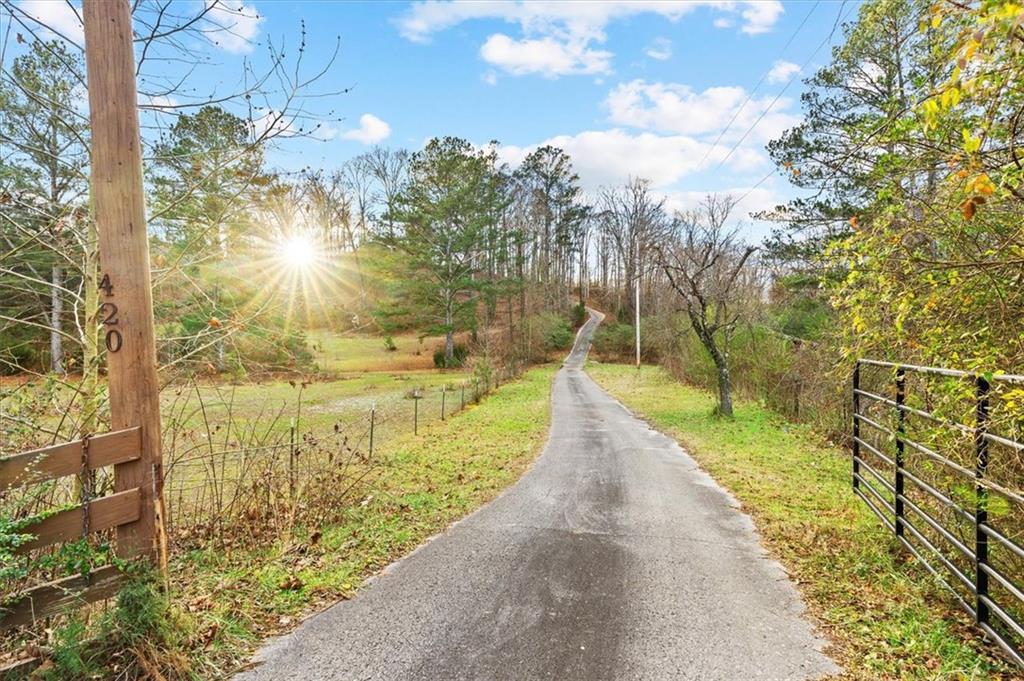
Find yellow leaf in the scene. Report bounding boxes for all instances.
[962,128,981,153]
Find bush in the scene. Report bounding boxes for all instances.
[383,335,398,352]
[593,322,635,359]
[517,312,576,362]
[570,303,587,328]
[433,343,469,368]
[544,315,574,350]
[37,572,192,680]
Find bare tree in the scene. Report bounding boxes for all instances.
[361,146,409,239]
[658,195,758,417]
[597,177,671,320]
[0,0,343,445]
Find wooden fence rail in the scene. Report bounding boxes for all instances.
[1,427,148,633]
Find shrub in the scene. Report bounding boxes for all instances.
[37,571,192,680]
[518,312,576,362]
[544,315,574,350]
[570,303,587,328]
[593,322,635,359]
[383,335,398,352]
[433,343,469,368]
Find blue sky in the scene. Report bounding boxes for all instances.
[11,0,859,239]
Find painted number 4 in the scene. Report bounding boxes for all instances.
[99,273,122,353]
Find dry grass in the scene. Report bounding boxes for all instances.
[307,331,464,373]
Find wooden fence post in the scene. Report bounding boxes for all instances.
[83,0,166,567]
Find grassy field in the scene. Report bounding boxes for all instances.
[165,364,556,676]
[162,369,461,437]
[7,365,557,677]
[586,362,1015,680]
[307,331,453,373]
[0,331,467,454]
[156,333,491,538]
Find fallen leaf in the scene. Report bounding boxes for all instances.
[278,576,303,591]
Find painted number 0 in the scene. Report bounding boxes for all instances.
[99,274,122,353]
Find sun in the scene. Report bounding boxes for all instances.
[281,234,316,270]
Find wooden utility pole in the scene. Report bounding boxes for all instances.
[83,0,166,566]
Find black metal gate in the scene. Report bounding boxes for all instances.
[852,359,1024,667]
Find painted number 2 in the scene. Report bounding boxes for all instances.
[99,274,122,353]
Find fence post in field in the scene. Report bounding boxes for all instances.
[461,383,465,410]
[894,368,906,537]
[289,419,297,504]
[414,392,419,435]
[369,404,375,456]
[83,0,166,568]
[441,388,446,421]
[975,374,991,626]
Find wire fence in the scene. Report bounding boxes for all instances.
[0,361,526,626]
[160,364,524,547]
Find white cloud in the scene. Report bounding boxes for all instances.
[766,60,801,84]
[713,17,734,29]
[645,37,672,61]
[482,71,499,86]
[663,185,779,219]
[662,185,785,239]
[205,1,263,54]
[140,94,180,110]
[740,1,785,35]
[16,0,83,45]
[604,79,800,144]
[497,128,765,192]
[480,33,611,77]
[251,110,296,138]
[395,1,783,78]
[497,128,779,237]
[342,114,391,145]
[312,121,340,141]
[848,61,885,91]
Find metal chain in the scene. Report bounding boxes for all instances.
[80,433,92,541]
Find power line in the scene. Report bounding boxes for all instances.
[695,0,821,171]
[715,0,856,173]
[735,168,777,206]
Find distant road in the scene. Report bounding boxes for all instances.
[237,308,839,680]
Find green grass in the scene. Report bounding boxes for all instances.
[168,365,557,676]
[163,370,461,435]
[586,362,1015,681]
[307,331,451,373]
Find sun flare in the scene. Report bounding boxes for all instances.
[281,234,317,270]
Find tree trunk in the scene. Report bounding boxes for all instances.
[81,217,100,434]
[77,217,100,503]
[444,298,454,365]
[445,329,454,365]
[50,264,64,374]
[716,361,733,418]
